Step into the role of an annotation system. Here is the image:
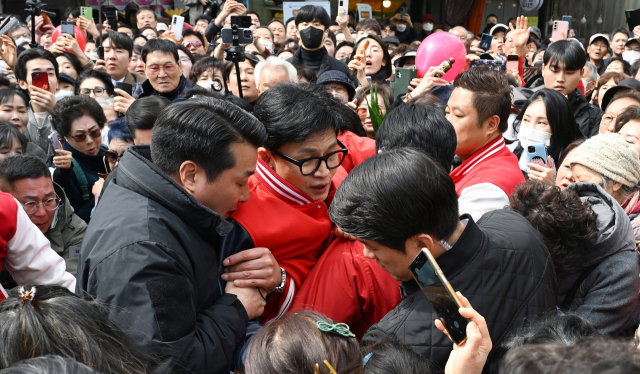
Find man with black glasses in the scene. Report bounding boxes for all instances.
[0,155,86,275]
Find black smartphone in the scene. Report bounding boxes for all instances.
[409,248,469,345]
[230,15,252,28]
[562,15,572,31]
[627,9,640,32]
[61,21,75,37]
[221,28,253,44]
[97,46,104,60]
[480,33,492,52]
[106,7,118,31]
[116,82,133,96]
[399,7,407,20]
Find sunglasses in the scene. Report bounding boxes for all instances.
[183,41,203,48]
[69,128,101,143]
[104,149,122,164]
[147,62,177,74]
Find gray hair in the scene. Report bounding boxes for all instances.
[0,355,98,374]
[584,61,598,82]
[254,56,297,88]
[600,174,635,199]
[449,26,467,35]
[9,23,30,38]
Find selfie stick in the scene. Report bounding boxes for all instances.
[25,0,55,49]
[224,24,245,99]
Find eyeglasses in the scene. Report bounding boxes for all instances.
[21,196,60,215]
[357,106,384,120]
[179,57,191,64]
[69,128,102,143]
[146,62,177,74]
[272,140,348,176]
[104,149,122,164]
[80,86,106,96]
[601,113,617,125]
[183,41,203,48]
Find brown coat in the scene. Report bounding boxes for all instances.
[123,71,146,84]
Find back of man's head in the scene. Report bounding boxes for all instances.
[253,83,344,151]
[151,97,267,182]
[294,5,331,30]
[376,103,456,171]
[330,148,459,252]
[0,154,51,192]
[453,68,511,133]
[543,40,587,72]
[126,96,171,141]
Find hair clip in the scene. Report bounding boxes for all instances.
[316,321,356,338]
[314,361,338,374]
[439,239,453,251]
[18,286,36,309]
[363,352,373,367]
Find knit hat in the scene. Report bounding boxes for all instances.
[570,133,640,188]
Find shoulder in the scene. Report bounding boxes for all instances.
[131,72,146,83]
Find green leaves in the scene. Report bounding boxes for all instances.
[365,85,386,135]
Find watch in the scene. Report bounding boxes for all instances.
[272,267,287,293]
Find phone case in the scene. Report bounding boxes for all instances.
[506,55,519,71]
[627,9,640,32]
[338,0,348,16]
[524,143,548,171]
[32,72,49,91]
[172,15,184,41]
[390,66,417,97]
[80,6,93,22]
[61,21,75,36]
[480,34,492,51]
[552,21,569,41]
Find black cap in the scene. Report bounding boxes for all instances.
[601,78,640,110]
[317,70,356,100]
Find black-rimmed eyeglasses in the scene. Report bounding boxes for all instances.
[272,140,348,176]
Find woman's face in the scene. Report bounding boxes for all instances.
[56,55,78,80]
[142,29,157,40]
[196,67,224,89]
[65,115,102,156]
[228,60,258,103]
[533,51,544,64]
[107,137,133,170]
[597,78,618,108]
[357,92,387,138]
[619,120,640,157]
[129,52,146,77]
[520,100,552,133]
[178,50,193,78]
[0,137,23,164]
[0,94,29,132]
[79,77,110,99]
[605,60,625,74]
[556,149,576,190]
[363,39,386,76]
[134,37,147,47]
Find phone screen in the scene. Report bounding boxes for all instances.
[409,250,468,345]
[31,72,49,91]
[98,46,104,60]
[50,132,62,151]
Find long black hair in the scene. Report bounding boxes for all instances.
[515,88,583,165]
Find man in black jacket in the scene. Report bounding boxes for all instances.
[330,148,557,372]
[77,98,281,374]
[288,5,350,77]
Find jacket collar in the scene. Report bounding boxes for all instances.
[290,46,329,69]
[254,157,315,205]
[116,145,233,239]
[138,76,194,101]
[451,136,505,177]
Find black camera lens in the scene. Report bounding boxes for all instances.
[528,146,536,153]
[244,30,252,38]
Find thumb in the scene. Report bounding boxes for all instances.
[463,321,482,350]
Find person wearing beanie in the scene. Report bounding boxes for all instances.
[570,133,640,205]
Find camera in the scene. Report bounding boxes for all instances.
[528,145,536,153]
[221,15,253,44]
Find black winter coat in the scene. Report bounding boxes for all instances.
[76,146,248,374]
[361,211,557,372]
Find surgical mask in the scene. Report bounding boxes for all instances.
[424,23,434,32]
[55,90,75,101]
[15,37,31,49]
[87,52,99,61]
[623,50,640,66]
[197,79,225,95]
[396,24,407,33]
[299,26,325,49]
[260,39,274,54]
[581,79,590,89]
[517,126,552,148]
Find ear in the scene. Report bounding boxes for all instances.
[611,181,624,193]
[405,233,436,259]
[483,114,501,136]
[178,160,199,193]
[258,147,275,168]
[17,79,28,91]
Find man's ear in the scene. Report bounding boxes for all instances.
[17,79,28,91]
[404,233,436,259]
[258,147,274,168]
[178,160,199,192]
[484,114,500,137]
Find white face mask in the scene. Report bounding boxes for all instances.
[55,90,75,101]
[517,126,552,148]
[87,52,99,61]
[623,50,640,66]
[15,37,31,49]
[197,80,225,95]
[260,39,274,54]
[396,24,407,33]
[424,23,434,32]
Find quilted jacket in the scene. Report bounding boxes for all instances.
[361,211,557,373]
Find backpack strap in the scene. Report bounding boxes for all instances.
[559,264,598,312]
[71,158,90,203]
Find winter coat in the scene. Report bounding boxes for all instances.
[26,107,53,158]
[76,145,248,374]
[132,75,196,101]
[288,46,351,77]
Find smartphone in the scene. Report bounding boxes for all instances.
[80,6,93,22]
[390,66,417,97]
[479,33,492,51]
[552,20,569,41]
[230,15,252,28]
[409,248,469,346]
[338,0,349,16]
[627,9,640,31]
[399,7,407,20]
[106,7,118,32]
[31,72,49,91]
[97,46,104,60]
[61,21,75,37]
[171,15,185,41]
[49,132,62,151]
[562,15,572,31]
[524,143,548,171]
[221,28,253,44]
[116,82,133,96]
[506,54,519,72]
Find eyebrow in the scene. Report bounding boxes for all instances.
[22,192,55,200]
[75,125,98,134]
[625,133,640,141]
[243,170,255,177]
[298,141,338,154]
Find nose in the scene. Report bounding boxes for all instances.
[313,160,331,177]
[239,183,250,203]
[240,70,248,82]
[33,203,47,217]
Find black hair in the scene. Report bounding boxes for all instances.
[151,97,267,182]
[75,69,115,96]
[611,27,631,39]
[195,15,212,24]
[515,88,583,164]
[253,83,344,151]
[14,48,59,83]
[137,26,159,38]
[107,117,134,144]
[125,96,171,135]
[267,19,285,29]
[0,355,98,374]
[330,148,459,252]
[338,104,366,137]
[189,56,225,83]
[543,40,587,72]
[362,339,432,374]
[51,96,107,138]
[141,38,179,64]
[285,17,296,29]
[326,29,336,48]
[295,66,317,84]
[247,11,261,25]
[607,56,631,75]
[336,41,355,52]
[118,23,134,31]
[133,44,143,55]
[64,7,80,19]
[380,18,397,32]
[356,18,382,36]
[294,5,331,30]
[631,59,640,79]
[104,30,134,57]
[182,29,205,46]
[135,7,157,21]
[133,34,148,45]
[0,122,26,154]
[453,67,511,132]
[0,154,51,192]
[376,103,456,171]
[486,14,498,20]
[0,89,29,109]
[350,34,392,79]
[176,44,195,64]
[53,52,82,77]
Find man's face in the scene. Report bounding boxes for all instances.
[296,21,326,49]
[323,82,349,104]
[118,27,134,39]
[450,28,467,43]
[145,51,182,93]
[600,97,639,133]
[18,58,58,94]
[487,16,498,25]
[329,25,341,34]
[183,35,205,55]
[323,34,335,56]
[196,19,209,31]
[446,87,491,161]
[133,129,153,145]
[137,10,157,29]
[267,129,339,201]
[335,45,353,60]
[626,41,640,52]
[228,59,258,103]
[9,177,57,233]
[67,13,77,22]
[141,28,157,40]
[10,27,29,41]
[357,28,376,40]
[191,141,258,219]
[542,59,582,96]
[250,13,260,27]
[359,239,417,282]
[381,26,395,38]
[286,21,297,40]
[588,40,608,62]
[269,22,286,45]
[491,31,505,54]
[40,34,52,50]
[611,32,629,56]
[605,60,625,74]
[103,38,131,81]
[258,66,290,93]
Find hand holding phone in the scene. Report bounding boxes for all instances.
[551,20,569,41]
[61,21,75,37]
[172,15,185,41]
[31,72,49,91]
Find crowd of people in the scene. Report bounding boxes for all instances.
[2,2,640,374]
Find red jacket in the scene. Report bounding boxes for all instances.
[231,158,336,321]
[291,238,401,339]
[334,131,376,187]
[451,136,524,221]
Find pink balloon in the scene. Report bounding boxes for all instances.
[51,25,87,52]
[415,32,467,81]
